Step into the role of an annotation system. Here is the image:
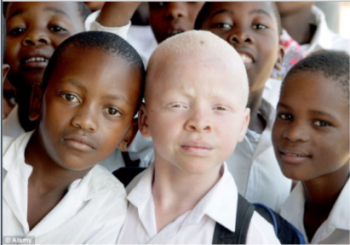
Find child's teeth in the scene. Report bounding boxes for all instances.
[25,57,48,63]
[240,54,253,63]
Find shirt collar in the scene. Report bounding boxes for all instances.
[128,163,239,233]
[185,163,238,232]
[3,131,120,201]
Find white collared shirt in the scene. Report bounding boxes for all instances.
[304,5,350,55]
[117,163,280,244]
[280,180,350,244]
[3,132,127,244]
[3,105,24,138]
[226,99,292,212]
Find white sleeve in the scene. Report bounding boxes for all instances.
[84,10,131,40]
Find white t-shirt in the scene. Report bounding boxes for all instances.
[117,163,280,244]
[3,132,127,244]
[280,180,350,244]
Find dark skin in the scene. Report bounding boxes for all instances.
[276,2,316,45]
[199,2,284,133]
[303,166,349,241]
[4,2,85,132]
[24,47,142,230]
[272,71,350,242]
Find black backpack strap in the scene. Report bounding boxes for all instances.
[212,194,254,244]
[112,166,146,187]
[253,203,306,244]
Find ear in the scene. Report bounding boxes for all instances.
[274,45,285,71]
[118,118,139,152]
[237,108,250,142]
[138,103,151,138]
[2,64,10,84]
[28,83,43,121]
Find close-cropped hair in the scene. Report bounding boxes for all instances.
[194,2,282,36]
[43,31,145,113]
[285,51,350,99]
[147,30,250,106]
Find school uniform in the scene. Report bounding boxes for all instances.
[117,162,280,244]
[226,99,292,212]
[280,180,350,244]
[3,105,24,138]
[3,132,127,244]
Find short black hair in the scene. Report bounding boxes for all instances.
[43,31,145,114]
[195,2,282,36]
[285,51,350,99]
[2,13,6,61]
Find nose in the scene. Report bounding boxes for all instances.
[165,2,187,20]
[71,104,98,133]
[184,109,212,133]
[22,28,50,46]
[228,26,254,45]
[282,121,309,143]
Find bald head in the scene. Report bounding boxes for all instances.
[146,30,249,106]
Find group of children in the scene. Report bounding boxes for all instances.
[2,2,349,244]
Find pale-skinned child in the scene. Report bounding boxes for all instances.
[117,30,280,244]
[3,31,144,243]
[272,51,349,244]
[194,2,289,211]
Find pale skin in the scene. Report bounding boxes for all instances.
[139,50,250,232]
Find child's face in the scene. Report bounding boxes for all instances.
[149,2,204,43]
[139,52,250,175]
[199,2,283,95]
[5,2,84,89]
[34,48,141,171]
[272,71,350,181]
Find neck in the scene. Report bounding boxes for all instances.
[152,158,222,231]
[303,165,349,213]
[25,130,91,195]
[281,8,314,44]
[247,92,266,134]
[16,90,38,132]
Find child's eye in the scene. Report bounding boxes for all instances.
[49,25,66,32]
[314,120,331,127]
[61,93,80,103]
[104,107,122,117]
[278,113,293,121]
[213,106,227,111]
[253,23,267,29]
[8,27,26,36]
[212,23,232,30]
[171,103,186,108]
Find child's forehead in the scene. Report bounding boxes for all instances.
[6,2,78,19]
[205,2,276,20]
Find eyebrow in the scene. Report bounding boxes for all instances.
[249,9,272,19]
[211,9,234,18]
[278,103,336,120]
[64,79,87,93]
[7,6,70,21]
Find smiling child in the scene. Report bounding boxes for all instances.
[3,31,144,243]
[272,51,349,244]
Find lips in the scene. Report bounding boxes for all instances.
[278,148,311,164]
[181,141,213,156]
[20,50,52,69]
[62,133,97,153]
